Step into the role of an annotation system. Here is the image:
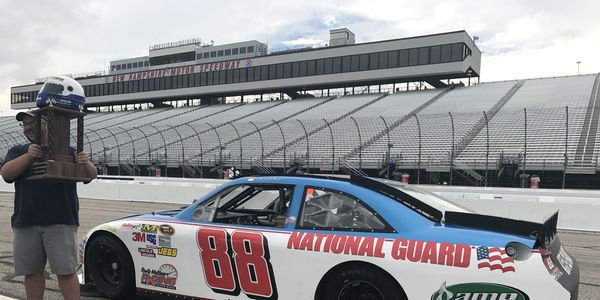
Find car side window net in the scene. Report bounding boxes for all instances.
[299,187,386,231]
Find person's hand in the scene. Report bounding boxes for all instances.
[75,151,90,164]
[26,144,43,161]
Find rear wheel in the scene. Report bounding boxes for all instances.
[318,264,405,300]
[86,235,135,299]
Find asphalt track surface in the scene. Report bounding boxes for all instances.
[0,192,598,299]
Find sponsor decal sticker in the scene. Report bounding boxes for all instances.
[159,235,172,247]
[432,282,529,300]
[476,246,515,273]
[159,224,175,236]
[141,224,158,233]
[157,247,178,257]
[141,264,178,290]
[556,246,573,275]
[132,232,157,246]
[287,232,471,268]
[138,247,156,258]
[121,223,141,230]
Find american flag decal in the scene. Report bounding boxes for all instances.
[476,246,515,272]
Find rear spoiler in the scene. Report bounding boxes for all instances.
[444,211,559,248]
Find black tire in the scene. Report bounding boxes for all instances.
[86,235,135,299]
[318,264,406,300]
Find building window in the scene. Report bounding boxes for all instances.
[350,55,359,72]
[116,65,121,70]
[261,65,269,80]
[276,63,284,79]
[133,62,138,68]
[307,60,316,76]
[127,63,132,69]
[359,54,369,71]
[332,57,342,73]
[299,61,307,76]
[211,51,216,58]
[418,47,429,65]
[203,52,209,59]
[218,50,224,57]
[399,49,409,67]
[283,63,292,78]
[451,43,464,62]
[247,46,254,53]
[269,64,277,80]
[239,68,247,82]
[145,61,150,66]
[232,48,239,55]
[324,58,333,74]
[197,53,202,60]
[408,48,419,66]
[225,49,231,56]
[240,47,247,54]
[369,53,379,70]
[431,46,441,64]
[292,62,300,77]
[316,59,325,75]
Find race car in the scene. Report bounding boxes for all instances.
[79,174,579,299]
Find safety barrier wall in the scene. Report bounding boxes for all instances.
[1,176,598,231]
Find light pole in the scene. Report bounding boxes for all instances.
[576,61,581,75]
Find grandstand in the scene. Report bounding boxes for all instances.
[5,29,600,189]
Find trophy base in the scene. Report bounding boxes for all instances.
[28,160,91,182]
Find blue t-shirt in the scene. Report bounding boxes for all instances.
[3,144,79,228]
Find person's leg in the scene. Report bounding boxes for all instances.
[23,273,45,300]
[43,225,80,300]
[13,226,47,300]
[56,274,80,300]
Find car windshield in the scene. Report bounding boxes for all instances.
[374,178,472,214]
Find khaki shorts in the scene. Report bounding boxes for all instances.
[13,225,79,276]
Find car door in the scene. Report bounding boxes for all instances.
[171,182,301,299]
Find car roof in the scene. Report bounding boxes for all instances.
[229,174,447,222]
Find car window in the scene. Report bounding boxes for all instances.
[298,187,388,232]
[192,184,293,228]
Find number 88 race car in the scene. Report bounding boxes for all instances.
[79,175,579,299]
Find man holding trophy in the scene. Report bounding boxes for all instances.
[1,75,97,300]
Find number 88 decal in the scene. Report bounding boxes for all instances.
[197,228,278,299]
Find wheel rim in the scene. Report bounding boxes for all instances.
[95,244,122,285]
[338,280,384,300]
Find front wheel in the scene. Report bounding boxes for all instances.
[318,264,406,300]
[86,235,135,299]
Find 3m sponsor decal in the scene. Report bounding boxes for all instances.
[138,248,156,258]
[132,232,157,246]
[432,282,529,300]
[141,224,158,233]
[287,232,385,258]
[287,232,471,268]
[476,246,515,273]
[121,223,141,230]
[141,264,178,290]
[159,224,175,236]
[159,235,172,247]
[157,247,178,257]
[391,238,471,268]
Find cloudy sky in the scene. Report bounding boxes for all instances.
[1,0,598,115]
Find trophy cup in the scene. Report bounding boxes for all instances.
[27,75,90,182]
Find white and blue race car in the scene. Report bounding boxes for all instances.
[79,175,579,299]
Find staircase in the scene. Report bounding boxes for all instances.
[438,80,525,180]
[263,93,391,159]
[344,85,458,160]
[572,73,600,173]
[251,158,276,174]
[341,159,368,177]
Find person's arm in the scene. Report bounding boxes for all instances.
[0,144,42,182]
[75,151,97,181]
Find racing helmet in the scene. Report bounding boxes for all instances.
[36,75,86,110]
